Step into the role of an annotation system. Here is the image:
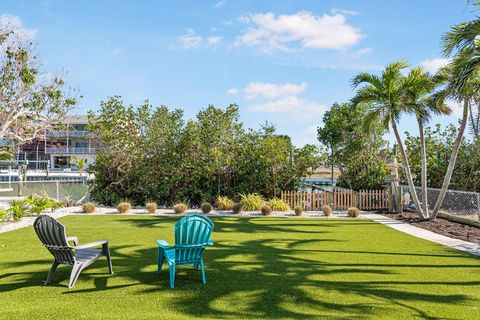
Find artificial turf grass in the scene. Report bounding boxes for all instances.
[0,215,478,320]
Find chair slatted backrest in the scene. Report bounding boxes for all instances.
[174,214,213,263]
[33,215,75,265]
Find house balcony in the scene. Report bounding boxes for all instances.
[45,147,97,154]
[45,130,91,138]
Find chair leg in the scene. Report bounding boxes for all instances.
[69,263,84,289]
[103,243,114,274]
[157,247,165,274]
[200,259,206,284]
[169,263,175,289]
[45,261,59,285]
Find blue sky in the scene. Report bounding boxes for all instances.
[0,0,475,145]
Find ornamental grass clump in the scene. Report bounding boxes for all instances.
[322,205,332,216]
[117,201,132,214]
[294,206,303,216]
[201,202,213,214]
[348,207,360,217]
[232,203,243,215]
[215,195,234,210]
[8,200,29,221]
[267,198,290,211]
[173,203,187,214]
[260,204,273,216]
[145,202,157,214]
[240,193,264,211]
[82,202,96,214]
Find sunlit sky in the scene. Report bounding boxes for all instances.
[0,1,475,145]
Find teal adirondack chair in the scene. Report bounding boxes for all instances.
[157,214,214,288]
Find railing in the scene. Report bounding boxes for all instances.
[281,189,388,211]
[45,147,96,154]
[45,130,91,137]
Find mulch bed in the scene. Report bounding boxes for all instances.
[380,211,480,243]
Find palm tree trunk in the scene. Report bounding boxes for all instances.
[391,121,425,217]
[417,119,429,216]
[430,98,469,219]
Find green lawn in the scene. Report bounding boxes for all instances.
[0,215,479,319]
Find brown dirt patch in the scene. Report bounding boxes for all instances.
[380,211,480,243]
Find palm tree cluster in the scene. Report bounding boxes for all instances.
[351,1,480,219]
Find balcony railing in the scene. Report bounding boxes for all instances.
[45,130,91,137]
[45,147,97,154]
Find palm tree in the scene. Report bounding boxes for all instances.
[351,61,425,217]
[404,67,451,217]
[429,68,479,219]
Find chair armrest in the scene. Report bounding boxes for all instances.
[156,240,174,249]
[66,236,79,246]
[208,240,214,246]
[74,240,108,250]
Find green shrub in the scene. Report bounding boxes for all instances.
[294,206,303,216]
[260,204,272,216]
[25,193,63,216]
[240,193,264,211]
[0,208,7,221]
[117,201,131,213]
[232,203,243,215]
[173,203,187,214]
[8,200,30,221]
[322,205,332,216]
[82,202,96,213]
[267,198,290,211]
[348,207,360,217]
[201,202,213,214]
[215,196,234,210]
[145,202,157,214]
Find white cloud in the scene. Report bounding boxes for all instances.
[226,88,239,95]
[178,30,202,49]
[214,0,226,8]
[236,11,363,52]
[249,95,324,114]
[331,8,359,16]
[349,47,372,58]
[244,82,307,99]
[0,14,38,41]
[420,58,450,74]
[207,36,222,44]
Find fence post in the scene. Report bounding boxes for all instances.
[56,181,60,200]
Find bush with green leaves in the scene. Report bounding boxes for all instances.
[240,193,264,211]
[0,208,7,222]
[25,193,63,216]
[267,198,290,211]
[201,202,213,214]
[8,200,30,221]
[173,203,187,214]
[215,196,234,210]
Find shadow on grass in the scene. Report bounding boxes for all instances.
[0,216,477,319]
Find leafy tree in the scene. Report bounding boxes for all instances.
[317,102,388,190]
[0,22,76,143]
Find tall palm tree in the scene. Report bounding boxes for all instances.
[351,61,425,217]
[429,67,479,219]
[404,68,451,217]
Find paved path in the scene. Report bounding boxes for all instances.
[363,213,480,257]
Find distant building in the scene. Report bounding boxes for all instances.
[18,115,101,171]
